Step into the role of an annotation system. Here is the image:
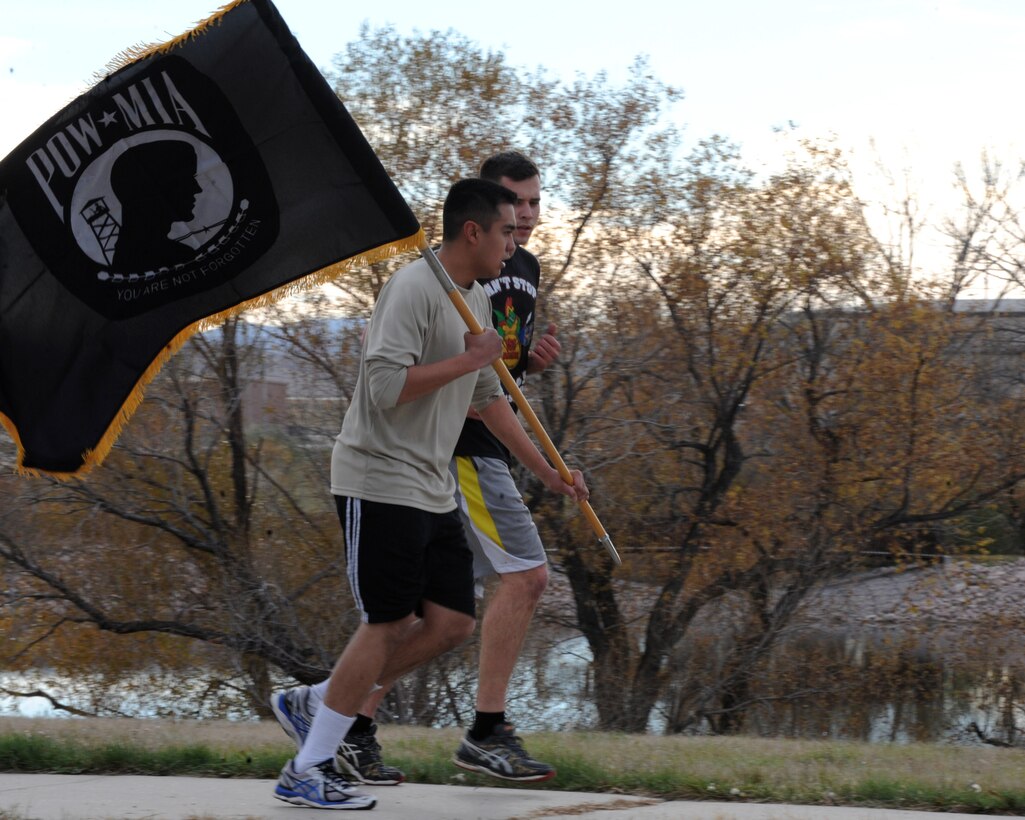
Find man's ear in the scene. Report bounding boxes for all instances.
[462,220,481,245]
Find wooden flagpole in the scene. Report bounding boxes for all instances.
[421,244,621,566]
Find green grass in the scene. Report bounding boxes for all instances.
[0,732,282,777]
[3,718,1025,814]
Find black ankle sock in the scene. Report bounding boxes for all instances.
[469,711,505,741]
[350,713,374,735]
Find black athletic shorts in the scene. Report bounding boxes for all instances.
[335,495,476,624]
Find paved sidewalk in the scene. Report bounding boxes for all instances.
[0,774,1019,819]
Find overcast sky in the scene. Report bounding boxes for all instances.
[3,0,1023,289]
[4,0,1022,157]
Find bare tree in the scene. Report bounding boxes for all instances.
[0,319,352,716]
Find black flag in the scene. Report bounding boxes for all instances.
[0,0,423,476]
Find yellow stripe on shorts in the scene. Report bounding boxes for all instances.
[456,456,504,550]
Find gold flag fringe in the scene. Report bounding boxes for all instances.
[95,0,251,83]
[6,229,425,479]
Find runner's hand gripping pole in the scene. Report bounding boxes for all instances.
[421,244,621,566]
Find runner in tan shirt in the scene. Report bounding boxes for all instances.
[270,178,588,811]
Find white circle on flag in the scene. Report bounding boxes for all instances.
[69,129,234,268]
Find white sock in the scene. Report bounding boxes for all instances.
[293,704,354,772]
[307,680,379,713]
[308,680,330,709]
[309,680,379,705]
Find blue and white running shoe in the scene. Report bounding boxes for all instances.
[271,685,316,750]
[274,758,377,810]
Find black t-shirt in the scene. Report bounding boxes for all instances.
[453,245,541,463]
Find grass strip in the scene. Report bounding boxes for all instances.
[0,733,281,777]
[3,720,1025,814]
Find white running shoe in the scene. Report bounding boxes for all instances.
[273,758,376,810]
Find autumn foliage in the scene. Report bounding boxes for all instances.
[3,27,1025,732]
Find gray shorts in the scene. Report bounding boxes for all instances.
[449,455,547,594]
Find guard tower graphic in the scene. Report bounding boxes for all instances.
[81,197,120,266]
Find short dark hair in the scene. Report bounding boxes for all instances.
[442,178,517,241]
[479,150,540,184]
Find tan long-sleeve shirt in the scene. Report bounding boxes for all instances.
[330,258,503,512]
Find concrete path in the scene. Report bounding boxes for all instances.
[0,774,1018,819]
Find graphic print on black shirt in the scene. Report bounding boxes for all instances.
[454,245,541,463]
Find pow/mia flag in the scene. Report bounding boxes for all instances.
[0,0,423,476]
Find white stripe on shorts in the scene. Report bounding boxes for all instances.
[344,497,368,622]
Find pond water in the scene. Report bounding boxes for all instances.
[733,627,1025,746]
